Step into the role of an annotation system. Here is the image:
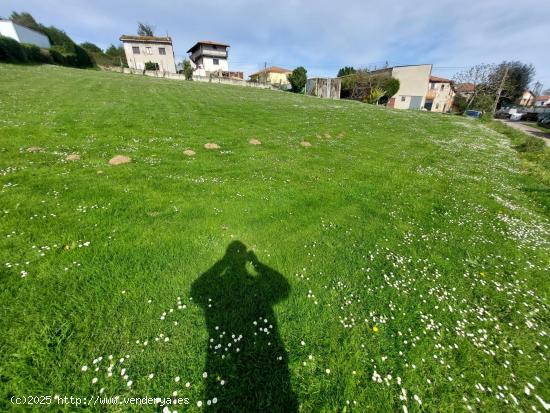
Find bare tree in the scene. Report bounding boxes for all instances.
[137,22,155,36]
[532,81,543,97]
[453,64,494,109]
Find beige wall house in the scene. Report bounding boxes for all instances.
[517,90,536,107]
[120,35,177,73]
[369,64,432,109]
[188,41,230,76]
[425,75,455,112]
[249,66,292,85]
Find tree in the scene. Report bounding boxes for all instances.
[137,22,155,37]
[288,66,307,93]
[489,61,535,103]
[183,59,193,80]
[453,64,494,109]
[381,77,400,98]
[10,11,41,31]
[337,66,356,77]
[80,42,103,54]
[105,44,127,66]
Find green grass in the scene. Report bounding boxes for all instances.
[0,63,549,412]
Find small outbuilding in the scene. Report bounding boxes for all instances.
[306,77,341,100]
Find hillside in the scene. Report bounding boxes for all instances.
[0,64,548,412]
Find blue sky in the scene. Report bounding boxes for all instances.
[2,0,549,87]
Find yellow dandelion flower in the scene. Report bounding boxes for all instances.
[373,326,379,333]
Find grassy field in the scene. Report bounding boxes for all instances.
[0,64,549,412]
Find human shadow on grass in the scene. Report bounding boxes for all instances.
[191,241,297,412]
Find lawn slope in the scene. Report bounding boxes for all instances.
[0,64,549,412]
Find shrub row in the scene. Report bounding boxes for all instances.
[0,35,93,67]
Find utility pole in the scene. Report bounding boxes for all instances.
[492,65,508,115]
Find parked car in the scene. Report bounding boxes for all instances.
[464,110,483,118]
[537,116,550,129]
[494,110,511,119]
[521,112,539,122]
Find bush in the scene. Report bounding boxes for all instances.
[515,135,545,153]
[288,66,307,93]
[381,77,400,98]
[0,35,27,62]
[145,61,159,71]
[21,43,51,63]
[48,47,65,65]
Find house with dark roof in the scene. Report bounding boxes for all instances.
[249,66,292,86]
[120,35,176,73]
[187,41,231,76]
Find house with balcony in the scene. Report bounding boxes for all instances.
[424,75,455,112]
[187,41,233,77]
[120,35,177,73]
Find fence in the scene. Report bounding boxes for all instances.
[101,66,277,90]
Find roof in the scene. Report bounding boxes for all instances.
[187,41,230,53]
[429,75,452,83]
[536,95,550,100]
[120,35,172,44]
[456,82,475,93]
[249,66,292,77]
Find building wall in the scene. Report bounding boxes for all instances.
[518,91,535,106]
[426,82,455,112]
[0,21,50,48]
[123,41,176,73]
[190,44,229,74]
[390,65,432,109]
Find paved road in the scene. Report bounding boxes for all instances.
[497,119,550,146]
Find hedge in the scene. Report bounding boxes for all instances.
[0,35,27,62]
[0,36,94,68]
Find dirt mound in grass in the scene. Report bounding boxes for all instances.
[249,139,261,145]
[66,154,80,161]
[183,149,196,156]
[26,146,44,153]
[300,141,312,147]
[109,155,131,165]
[204,143,220,149]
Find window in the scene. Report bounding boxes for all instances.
[440,84,445,90]
[435,103,440,109]
[430,83,435,89]
[158,47,166,55]
[132,46,140,54]
[145,47,152,55]
[400,96,406,102]
[213,58,219,65]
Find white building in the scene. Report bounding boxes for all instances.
[367,64,432,109]
[120,35,177,73]
[0,20,50,48]
[187,41,229,76]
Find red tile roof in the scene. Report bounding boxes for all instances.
[429,75,452,83]
[249,66,292,77]
[187,41,230,53]
[536,95,550,100]
[456,83,475,93]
